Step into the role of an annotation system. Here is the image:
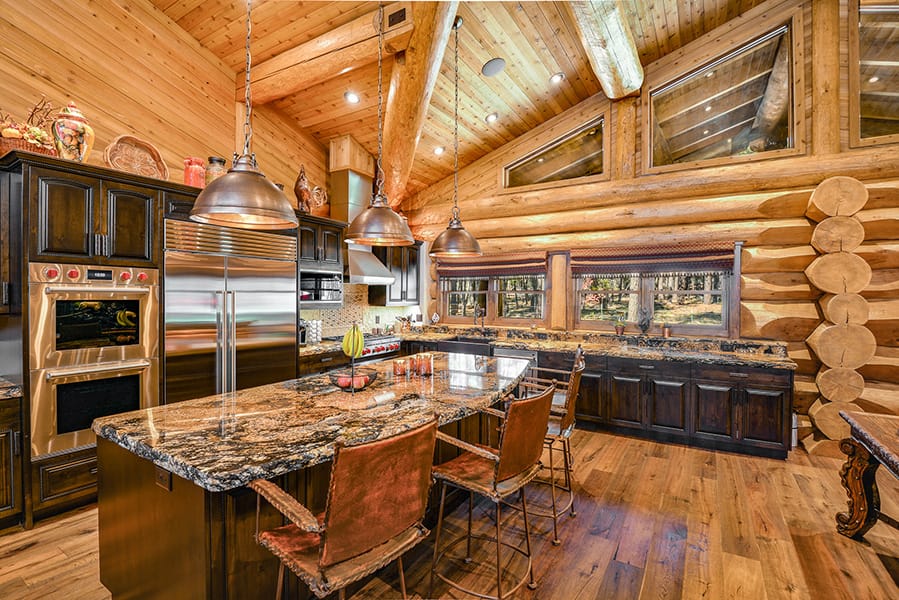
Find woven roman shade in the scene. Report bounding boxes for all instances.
[570,243,736,274]
[435,251,547,277]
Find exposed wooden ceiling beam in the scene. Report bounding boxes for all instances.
[241,2,413,105]
[381,1,459,207]
[750,36,791,151]
[565,0,644,99]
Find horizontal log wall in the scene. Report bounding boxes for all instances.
[411,0,898,425]
[0,0,325,202]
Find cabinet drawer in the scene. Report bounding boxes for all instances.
[607,356,685,378]
[692,363,792,387]
[298,351,349,375]
[37,454,97,502]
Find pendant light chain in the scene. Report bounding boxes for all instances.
[375,3,385,199]
[242,0,254,157]
[452,20,460,220]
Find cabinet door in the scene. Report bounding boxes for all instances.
[29,166,99,260]
[693,380,737,441]
[319,224,343,268]
[607,373,643,429]
[163,191,197,221]
[740,386,789,448]
[297,224,318,263]
[386,247,405,304]
[0,172,10,314]
[0,398,22,523]
[647,376,690,435]
[102,181,158,265]
[576,371,604,422]
[404,244,420,304]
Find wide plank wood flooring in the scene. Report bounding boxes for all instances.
[1,428,898,599]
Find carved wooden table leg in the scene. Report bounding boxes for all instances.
[836,437,881,539]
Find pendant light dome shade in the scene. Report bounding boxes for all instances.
[429,213,481,257]
[346,193,415,246]
[190,154,298,230]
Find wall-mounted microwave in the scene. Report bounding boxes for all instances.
[299,273,343,306]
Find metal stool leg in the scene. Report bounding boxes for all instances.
[466,490,474,562]
[397,555,407,600]
[429,482,448,599]
[275,562,285,600]
[564,437,576,517]
[521,487,537,590]
[548,438,560,545]
[495,500,503,600]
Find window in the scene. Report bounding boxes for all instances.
[850,3,899,146]
[643,0,804,173]
[571,244,740,337]
[436,253,548,326]
[440,274,546,325]
[504,117,605,188]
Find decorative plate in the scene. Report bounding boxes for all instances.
[103,135,169,180]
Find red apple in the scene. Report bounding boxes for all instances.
[336,375,352,387]
[352,375,367,388]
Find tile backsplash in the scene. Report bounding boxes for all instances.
[300,284,422,337]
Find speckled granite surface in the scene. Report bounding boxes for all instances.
[0,377,22,399]
[398,327,794,370]
[93,353,530,492]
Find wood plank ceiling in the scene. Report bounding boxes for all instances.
[153,1,774,202]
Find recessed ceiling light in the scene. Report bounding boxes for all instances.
[434,146,445,156]
[869,75,880,83]
[485,112,498,124]
[702,129,710,135]
[550,72,565,84]
[706,71,715,78]
[344,91,360,104]
[726,138,732,143]
[481,57,506,77]
[537,157,545,163]
[704,105,712,112]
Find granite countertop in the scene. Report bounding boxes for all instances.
[93,353,530,492]
[394,328,794,370]
[0,377,23,399]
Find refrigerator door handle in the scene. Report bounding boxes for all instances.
[215,291,226,394]
[228,290,237,393]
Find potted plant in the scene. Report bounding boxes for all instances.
[614,320,626,335]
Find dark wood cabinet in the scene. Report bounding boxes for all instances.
[298,215,344,271]
[0,170,21,314]
[297,349,350,376]
[606,357,691,438]
[369,241,421,306]
[0,396,23,528]
[692,364,792,457]
[30,446,98,520]
[27,165,159,266]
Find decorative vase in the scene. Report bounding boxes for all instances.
[615,325,625,335]
[293,165,312,213]
[51,101,94,162]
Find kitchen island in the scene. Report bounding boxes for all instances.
[92,352,530,600]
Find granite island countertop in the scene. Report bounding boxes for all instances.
[93,353,530,493]
[0,376,23,399]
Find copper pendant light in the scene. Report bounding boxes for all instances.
[346,4,414,246]
[190,0,298,230]
[429,16,481,258]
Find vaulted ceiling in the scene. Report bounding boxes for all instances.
[153,0,778,201]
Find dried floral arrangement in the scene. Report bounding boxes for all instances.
[0,96,57,154]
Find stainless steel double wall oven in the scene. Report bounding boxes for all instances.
[28,262,159,458]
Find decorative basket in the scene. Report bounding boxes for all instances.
[0,137,57,157]
[329,368,378,392]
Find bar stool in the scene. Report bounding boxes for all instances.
[430,383,555,600]
[248,418,438,600]
[516,345,585,545]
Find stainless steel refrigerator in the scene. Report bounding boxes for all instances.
[163,219,298,403]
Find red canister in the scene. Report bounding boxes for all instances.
[183,157,206,188]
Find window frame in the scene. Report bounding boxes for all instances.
[438,273,548,328]
[849,1,899,148]
[641,2,805,175]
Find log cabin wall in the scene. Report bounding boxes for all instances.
[0,0,326,202]
[406,0,899,431]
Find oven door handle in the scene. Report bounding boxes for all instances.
[45,359,152,381]
[44,285,152,295]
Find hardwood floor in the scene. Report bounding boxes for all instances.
[1,428,897,599]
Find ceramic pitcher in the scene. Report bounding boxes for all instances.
[52,101,95,162]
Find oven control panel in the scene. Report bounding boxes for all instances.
[33,263,158,286]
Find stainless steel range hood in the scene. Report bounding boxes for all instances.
[330,169,396,285]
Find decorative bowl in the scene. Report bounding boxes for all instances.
[329,368,378,392]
